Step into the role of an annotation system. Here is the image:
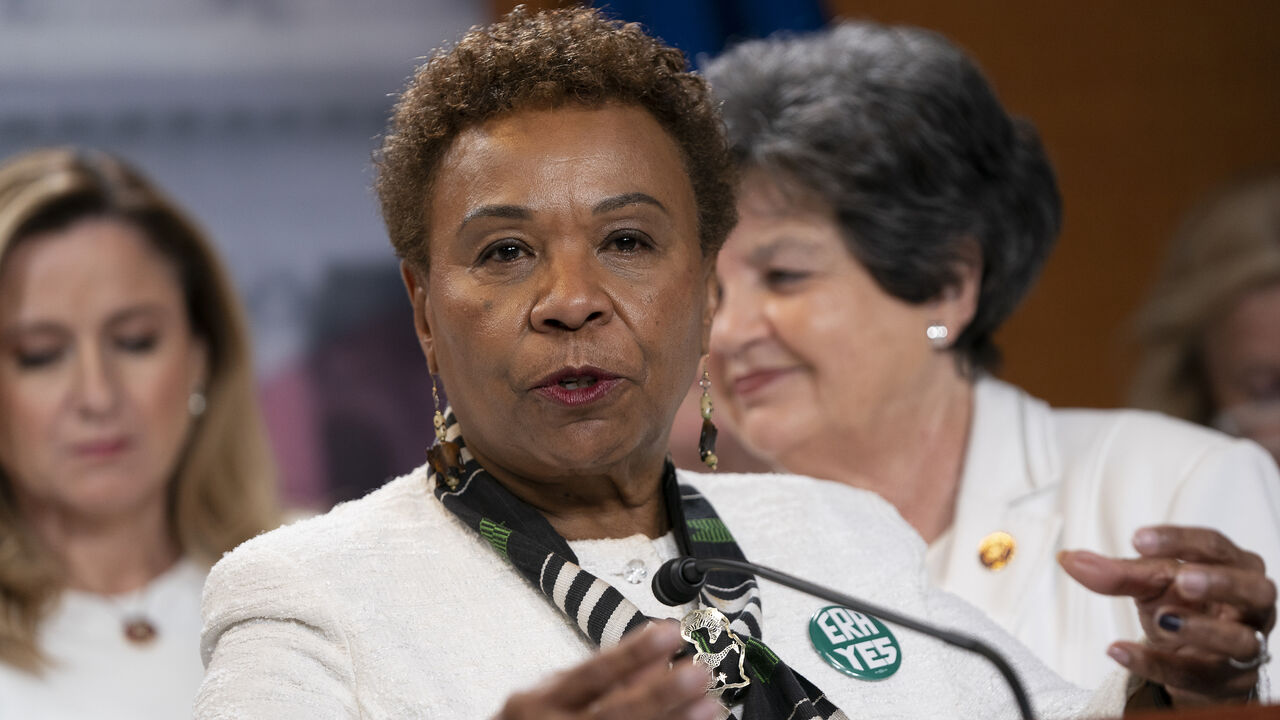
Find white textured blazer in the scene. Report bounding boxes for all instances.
[930,377,1280,697]
[197,468,1125,719]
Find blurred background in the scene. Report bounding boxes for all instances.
[4,0,1276,508]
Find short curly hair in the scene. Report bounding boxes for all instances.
[376,6,736,270]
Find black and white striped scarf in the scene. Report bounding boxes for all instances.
[429,410,848,720]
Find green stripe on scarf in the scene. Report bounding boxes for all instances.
[744,636,781,685]
[688,517,734,543]
[478,518,512,557]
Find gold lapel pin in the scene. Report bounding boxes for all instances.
[978,531,1016,571]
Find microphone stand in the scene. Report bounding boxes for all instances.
[660,557,1035,720]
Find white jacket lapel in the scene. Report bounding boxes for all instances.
[931,377,1064,632]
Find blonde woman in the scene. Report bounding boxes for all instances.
[0,148,278,718]
[1132,171,1280,464]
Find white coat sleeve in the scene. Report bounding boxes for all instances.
[194,542,360,719]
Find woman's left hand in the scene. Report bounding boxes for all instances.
[1060,525,1276,705]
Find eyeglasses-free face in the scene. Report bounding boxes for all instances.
[0,217,208,530]
[404,104,714,489]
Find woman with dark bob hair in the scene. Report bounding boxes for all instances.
[705,22,1279,704]
[0,148,278,717]
[188,8,1176,718]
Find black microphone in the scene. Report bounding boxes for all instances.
[653,556,1035,720]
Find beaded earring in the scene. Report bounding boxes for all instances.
[698,365,719,471]
[427,376,462,490]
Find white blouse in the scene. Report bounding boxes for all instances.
[568,531,697,621]
[0,559,207,720]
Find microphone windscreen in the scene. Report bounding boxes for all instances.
[652,557,703,606]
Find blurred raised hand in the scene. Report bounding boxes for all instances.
[494,622,721,720]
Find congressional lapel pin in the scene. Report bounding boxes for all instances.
[978,531,1016,571]
[809,605,901,680]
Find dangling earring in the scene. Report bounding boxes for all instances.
[698,364,719,471]
[187,390,207,417]
[426,375,463,490]
[926,323,949,349]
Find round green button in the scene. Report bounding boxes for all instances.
[808,605,901,680]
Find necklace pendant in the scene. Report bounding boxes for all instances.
[679,607,750,694]
[123,617,158,645]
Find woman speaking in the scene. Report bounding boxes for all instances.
[196,8,1237,717]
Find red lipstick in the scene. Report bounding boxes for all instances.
[533,366,623,407]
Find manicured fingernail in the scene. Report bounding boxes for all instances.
[1133,528,1160,553]
[1157,613,1182,632]
[1176,569,1209,599]
[1107,646,1132,667]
